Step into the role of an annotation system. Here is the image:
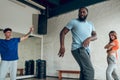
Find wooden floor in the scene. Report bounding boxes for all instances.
[22,77,77,80]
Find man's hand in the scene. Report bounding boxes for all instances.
[82,37,91,47]
[29,26,34,33]
[20,26,34,41]
[58,47,65,57]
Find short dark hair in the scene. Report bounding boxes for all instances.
[79,7,88,13]
[3,28,12,33]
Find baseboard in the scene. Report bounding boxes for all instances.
[47,76,78,79]
[6,75,35,80]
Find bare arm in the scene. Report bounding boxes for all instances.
[104,42,115,50]
[82,31,97,47]
[20,27,34,42]
[58,27,69,57]
[90,31,97,41]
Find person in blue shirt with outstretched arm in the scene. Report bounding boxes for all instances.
[0,27,34,80]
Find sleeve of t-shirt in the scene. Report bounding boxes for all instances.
[15,38,20,43]
[65,20,74,30]
[114,39,119,48]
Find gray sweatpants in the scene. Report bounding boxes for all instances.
[106,55,119,80]
[0,60,17,80]
[72,47,94,80]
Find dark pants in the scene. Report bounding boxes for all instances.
[72,47,94,80]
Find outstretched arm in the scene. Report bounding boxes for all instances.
[20,27,34,42]
[82,31,97,47]
[58,27,69,57]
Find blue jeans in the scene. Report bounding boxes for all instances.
[72,47,94,80]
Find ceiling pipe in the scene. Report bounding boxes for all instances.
[25,0,46,10]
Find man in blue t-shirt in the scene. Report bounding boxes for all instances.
[58,7,97,80]
[0,27,33,80]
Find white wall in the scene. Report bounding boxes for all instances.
[44,0,120,80]
[0,0,39,34]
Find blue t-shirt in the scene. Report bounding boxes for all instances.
[66,19,95,52]
[0,38,20,61]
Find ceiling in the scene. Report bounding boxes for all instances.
[17,0,107,18]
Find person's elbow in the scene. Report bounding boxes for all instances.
[60,28,67,37]
[95,36,97,40]
[60,30,65,37]
[60,27,69,36]
[91,35,97,41]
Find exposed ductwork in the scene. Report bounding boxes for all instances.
[25,0,46,10]
[17,0,107,18]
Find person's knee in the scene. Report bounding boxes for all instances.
[84,67,94,76]
[92,67,94,72]
[91,68,94,77]
[89,66,94,74]
[106,70,111,75]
